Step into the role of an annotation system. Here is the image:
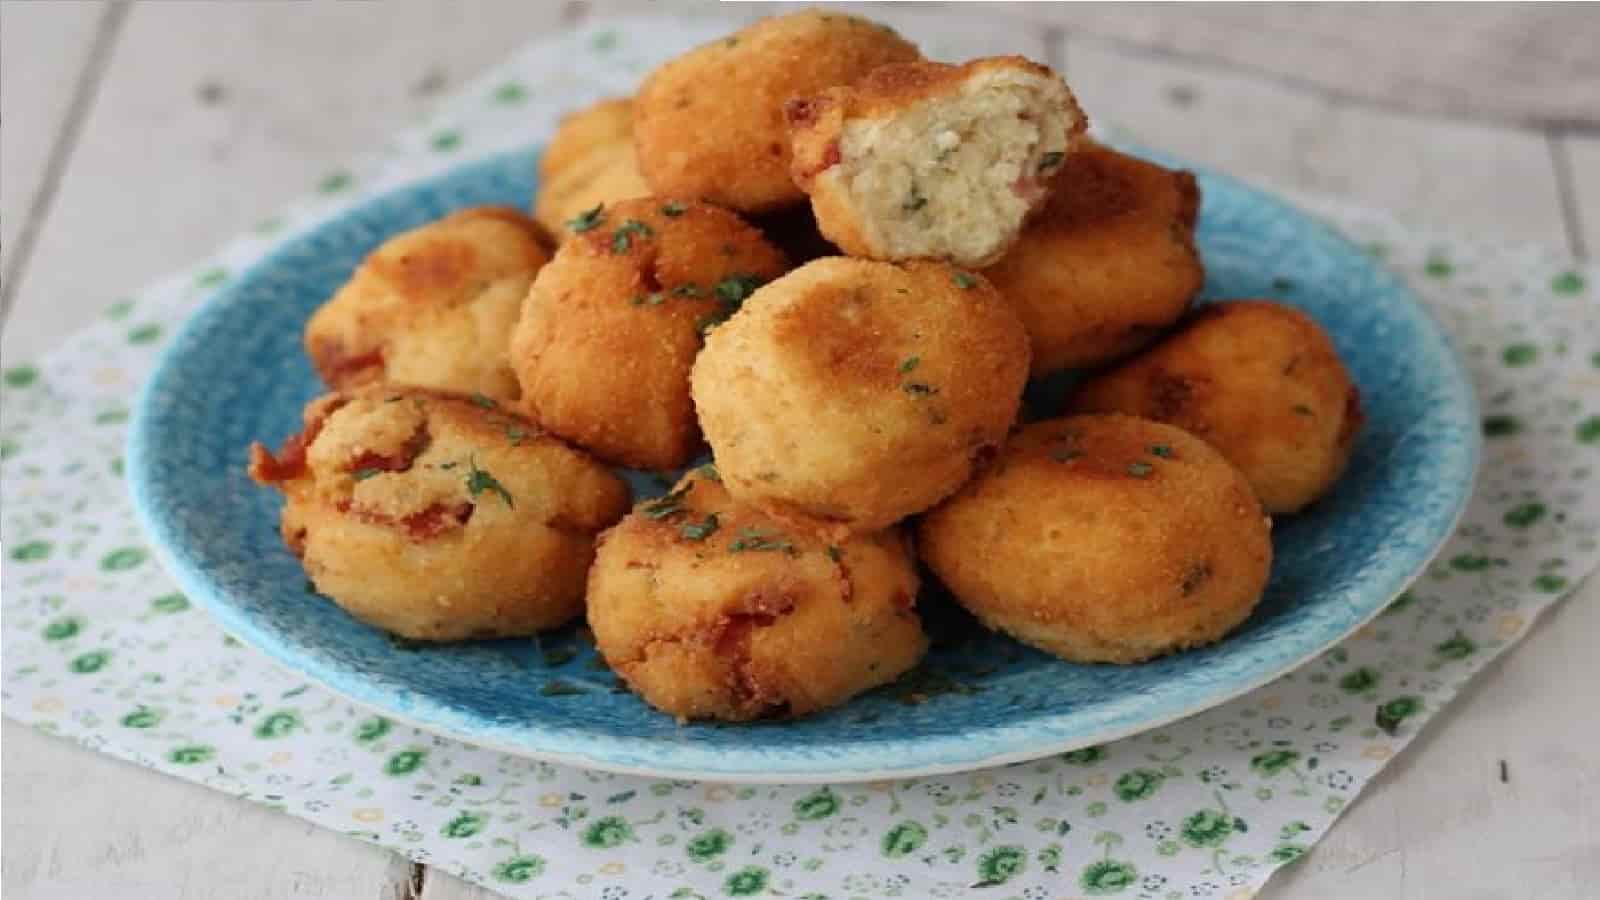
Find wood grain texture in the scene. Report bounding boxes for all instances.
[1061,37,1572,247]
[1,6,1596,900]
[0,722,408,900]
[0,0,114,300]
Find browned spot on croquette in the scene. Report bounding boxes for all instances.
[1181,561,1213,597]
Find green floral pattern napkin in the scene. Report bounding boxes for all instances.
[3,16,1598,900]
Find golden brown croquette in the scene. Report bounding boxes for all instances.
[534,97,652,239]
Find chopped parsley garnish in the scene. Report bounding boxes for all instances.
[465,457,515,507]
[660,201,687,217]
[903,382,939,396]
[504,424,529,446]
[642,482,693,520]
[352,467,382,481]
[611,219,653,253]
[469,392,497,409]
[728,527,795,554]
[899,356,921,374]
[952,271,978,290]
[1149,444,1173,458]
[696,463,721,482]
[1127,461,1154,478]
[698,273,768,333]
[1050,448,1082,463]
[566,204,605,233]
[826,545,843,563]
[1037,150,1065,171]
[671,284,702,297]
[439,461,458,470]
[681,513,720,541]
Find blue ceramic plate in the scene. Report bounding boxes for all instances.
[129,145,1478,782]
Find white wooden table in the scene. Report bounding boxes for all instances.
[3,4,1597,898]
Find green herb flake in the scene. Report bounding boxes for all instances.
[610,219,653,253]
[1127,461,1154,478]
[681,513,720,541]
[899,356,921,374]
[1050,448,1082,463]
[728,527,795,554]
[1037,150,1065,171]
[660,201,687,217]
[642,482,693,520]
[952,271,978,290]
[465,457,515,508]
[504,424,528,446]
[469,392,497,410]
[352,467,382,481]
[566,204,605,233]
[1149,444,1173,458]
[713,273,764,306]
[671,284,702,298]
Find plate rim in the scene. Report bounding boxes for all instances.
[127,144,1482,783]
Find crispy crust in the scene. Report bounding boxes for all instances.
[534,97,652,238]
[248,385,630,641]
[982,142,1205,373]
[509,197,790,471]
[690,257,1031,537]
[919,414,1272,664]
[785,56,1087,265]
[303,206,551,403]
[1067,300,1364,513]
[586,469,926,721]
[633,10,920,213]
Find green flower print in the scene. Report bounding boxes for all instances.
[687,828,732,862]
[4,364,38,388]
[491,854,545,883]
[1062,746,1106,765]
[69,650,111,674]
[195,267,229,288]
[1180,809,1234,848]
[168,745,214,765]
[792,787,839,820]
[11,541,51,562]
[254,710,300,738]
[1113,768,1165,802]
[582,815,633,848]
[1271,843,1308,863]
[431,130,461,152]
[1533,573,1568,593]
[1423,256,1453,278]
[384,748,426,775]
[1339,666,1381,694]
[974,845,1026,886]
[1482,414,1520,437]
[1504,502,1546,528]
[127,324,162,344]
[493,82,527,104]
[1578,416,1600,445]
[1376,695,1424,735]
[1449,553,1491,571]
[121,707,162,728]
[41,616,81,641]
[1080,859,1138,895]
[1037,843,1062,872]
[354,716,391,743]
[1250,749,1300,777]
[318,172,353,194]
[1434,631,1477,660]
[1551,270,1585,294]
[1501,343,1537,366]
[99,547,147,571]
[723,865,769,896]
[150,593,189,614]
[881,820,927,858]
[441,811,486,839]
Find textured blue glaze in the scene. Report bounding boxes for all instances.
[128,145,1479,782]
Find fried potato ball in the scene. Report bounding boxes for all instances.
[509,197,790,471]
[691,258,1031,536]
[304,207,551,404]
[918,414,1272,664]
[534,97,652,239]
[587,468,927,721]
[982,141,1203,374]
[248,387,630,641]
[1067,300,1363,514]
[787,56,1087,267]
[634,10,921,213]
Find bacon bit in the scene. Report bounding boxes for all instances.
[821,140,841,170]
[346,424,431,476]
[343,500,474,542]
[783,98,818,127]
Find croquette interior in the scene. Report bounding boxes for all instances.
[836,68,1079,264]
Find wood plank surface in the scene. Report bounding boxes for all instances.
[2,5,1596,900]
